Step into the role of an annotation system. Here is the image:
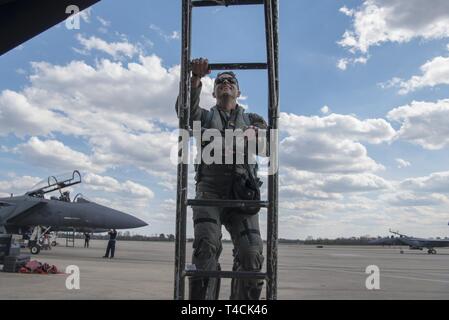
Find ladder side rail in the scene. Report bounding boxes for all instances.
[174,0,193,301]
[271,0,280,301]
[264,0,279,300]
[272,0,279,98]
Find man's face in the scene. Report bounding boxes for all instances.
[213,74,240,100]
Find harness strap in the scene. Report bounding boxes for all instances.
[240,229,261,237]
[241,219,260,245]
[194,218,218,226]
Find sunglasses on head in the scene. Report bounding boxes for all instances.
[215,77,238,85]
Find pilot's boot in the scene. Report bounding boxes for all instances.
[189,237,221,300]
[189,268,221,300]
[189,277,208,300]
[231,276,264,300]
[229,221,264,300]
[190,193,223,300]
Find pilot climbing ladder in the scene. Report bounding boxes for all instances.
[174,0,279,300]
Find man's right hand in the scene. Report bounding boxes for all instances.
[191,58,210,77]
[191,58,210,88]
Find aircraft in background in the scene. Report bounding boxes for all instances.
[0,170,148,254]
[370,229,449,254]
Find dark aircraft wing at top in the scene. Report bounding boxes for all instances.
[0,0,101,56]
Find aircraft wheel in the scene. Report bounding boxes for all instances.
[30,245,40,255]
[51,241,57,247]
[431,249,437,255]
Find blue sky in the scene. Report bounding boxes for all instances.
[1,0,449,239]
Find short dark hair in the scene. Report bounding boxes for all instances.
[215,71,239,88]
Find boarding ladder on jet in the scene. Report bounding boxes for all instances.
[65,229,75,247]
[174,0,279,300]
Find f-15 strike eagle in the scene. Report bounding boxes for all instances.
[0,171,148,253]
[370,229,449,255]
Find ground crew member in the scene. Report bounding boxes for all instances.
[103,229,117,259]
[176,58,268,300]
[84,232,91,248]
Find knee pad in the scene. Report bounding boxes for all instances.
[236,248,264,272]
[193,237,220,261]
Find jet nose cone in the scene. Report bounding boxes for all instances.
[106,209,148,229]
[127,214,148,229]
[90,202,148,229]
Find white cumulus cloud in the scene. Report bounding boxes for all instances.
[320,105,330,114]
[84,173,154,199]
[75,34,140,59]
[13,137,104,173]
[281,112,396,144]
[382,55,449,94]
[400,171,449,193]
[0,176,42,196]
[339,0,449,54]
[396,158,411,169]
[387,99,449,150]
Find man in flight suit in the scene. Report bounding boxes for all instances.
[176,58,268,300]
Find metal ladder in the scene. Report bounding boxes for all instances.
[65,229,75,247]
[174,0,279,300]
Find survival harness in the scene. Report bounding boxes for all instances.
[195,107,257,181]
[195,107,262,214]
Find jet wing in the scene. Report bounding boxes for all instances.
[0,200,17,223]
[0,197,47,224]
[0,0,100,56]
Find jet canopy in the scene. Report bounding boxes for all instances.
[26,170,82,198]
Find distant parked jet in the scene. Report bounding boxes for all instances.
[0,170,148,254]
[370,229,449,254]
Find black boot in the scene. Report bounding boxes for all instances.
[189,277,208,300]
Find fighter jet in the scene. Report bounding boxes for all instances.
[370,229,449,255]
[0,170,148,253]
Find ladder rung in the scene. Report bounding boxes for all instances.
[192,0,264,7]
[208,63,268,70]
[185,270,267,280]
[187,199,269,208]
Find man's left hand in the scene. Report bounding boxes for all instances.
[245,126,259,141]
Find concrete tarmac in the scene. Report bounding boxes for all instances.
[1,239,448,299]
